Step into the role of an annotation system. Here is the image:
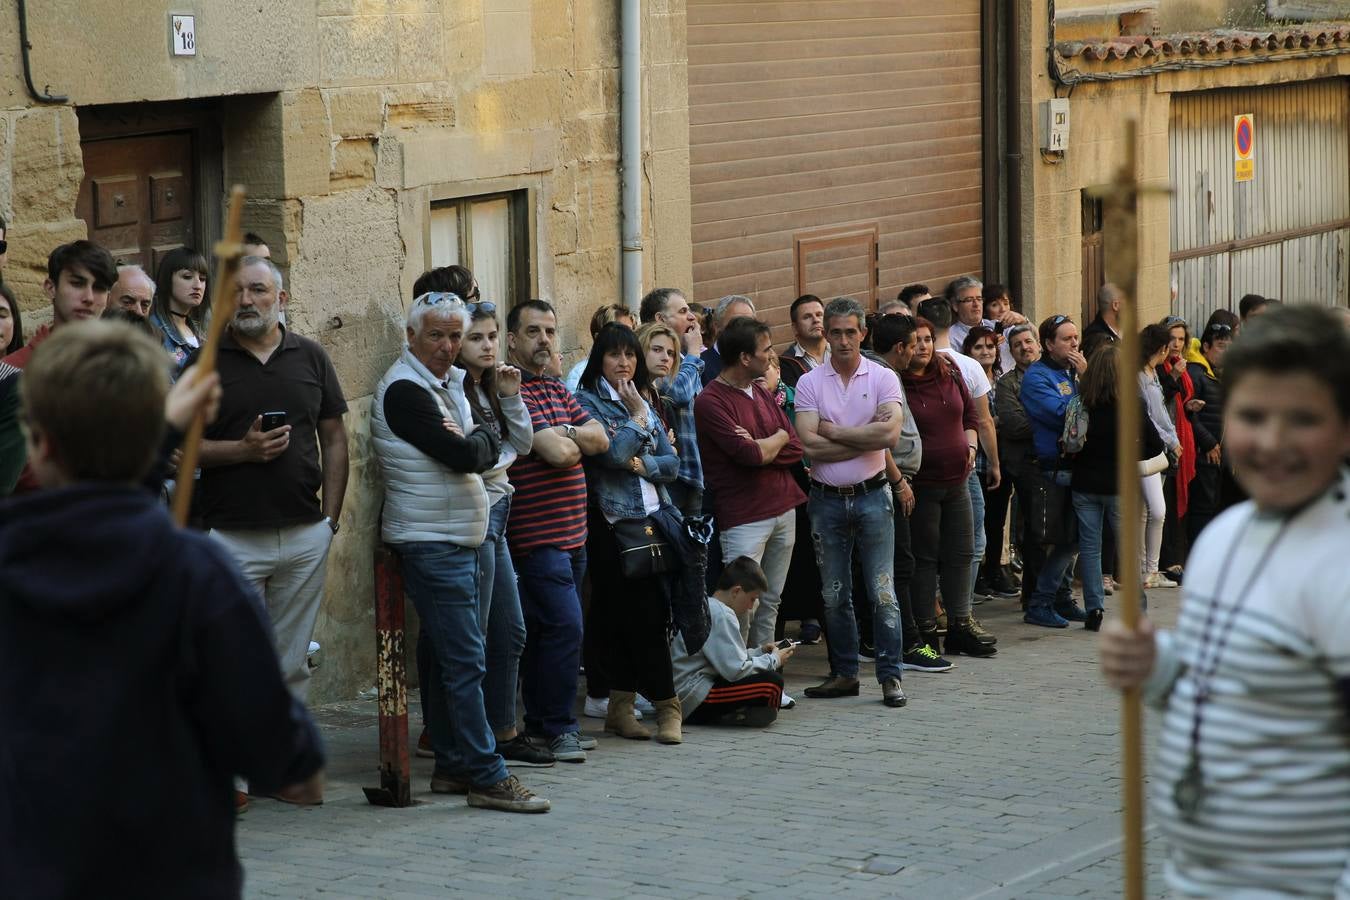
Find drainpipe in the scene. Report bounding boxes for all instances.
[980,0,1000,281]
[17,0,68,103]
[1006,0,1024,301]
[619,0,643,312]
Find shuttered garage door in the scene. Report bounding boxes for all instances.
[1170,79,1350,323]
[688,1,984,341]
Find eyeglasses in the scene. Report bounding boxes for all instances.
[413,291,463,307]
[466,301,496,316]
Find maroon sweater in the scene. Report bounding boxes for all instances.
[694,379,805,529]
[901,360,979,487]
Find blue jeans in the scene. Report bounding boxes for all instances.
[807,485,901,682]
[1072,491,1120,613]
[966,469,987,593]
[402,541,506,787]
[1028,470,1079,612]
[515,544,587,738]
[481,497,526,733]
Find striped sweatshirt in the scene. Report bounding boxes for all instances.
[1144,467,1350,898]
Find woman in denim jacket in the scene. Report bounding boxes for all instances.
[574,323,684,744]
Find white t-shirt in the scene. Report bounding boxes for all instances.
[937,347,990,400]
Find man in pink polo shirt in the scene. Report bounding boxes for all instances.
[792,297,906,708]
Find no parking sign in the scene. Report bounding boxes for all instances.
[1234,114,1255,182]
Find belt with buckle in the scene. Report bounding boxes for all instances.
[810,474,887,496]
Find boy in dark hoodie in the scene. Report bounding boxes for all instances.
[0,321,325,899]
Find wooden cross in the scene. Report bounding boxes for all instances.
[1086,120,1171,900]
[171,185,248,526]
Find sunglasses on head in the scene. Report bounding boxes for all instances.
[466,301,496,316]
[1164,315,1187,325]
[1208,323,1234,333]
[413,291,462,307]
[1051,314,1069,326]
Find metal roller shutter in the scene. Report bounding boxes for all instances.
[1170,79,1350,324]
[688,1,985,343]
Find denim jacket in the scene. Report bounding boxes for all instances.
[149,309,199,379]
[575,380,680,520]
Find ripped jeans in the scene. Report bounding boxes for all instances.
[807,484,902,682]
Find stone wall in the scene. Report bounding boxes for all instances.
[0,0,693,703]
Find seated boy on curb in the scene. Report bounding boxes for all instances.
[671,555,793,727]
[0,321,325,899]
[1099,305,1350,898]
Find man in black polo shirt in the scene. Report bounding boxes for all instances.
[198,256,349,702]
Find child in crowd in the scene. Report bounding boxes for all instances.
[0,321,324,898]
[1099,305,1350,897]
[671,555,793,727]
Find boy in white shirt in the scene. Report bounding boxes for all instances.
[1100,305,1350,898]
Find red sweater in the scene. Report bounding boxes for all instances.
[901,360,979,487]
[694,379,805,530]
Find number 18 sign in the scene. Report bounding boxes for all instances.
[171,14,197,57]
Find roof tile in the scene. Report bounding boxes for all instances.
[1056,23,1350,64]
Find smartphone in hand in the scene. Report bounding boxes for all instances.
[260,411,287,432]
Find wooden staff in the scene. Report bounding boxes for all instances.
[1091,119,1155,900]
[171,185,248,526]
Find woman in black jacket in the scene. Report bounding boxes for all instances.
[1070,343,1163,631]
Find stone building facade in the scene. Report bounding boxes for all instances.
[1025,1,1350,325]
[0,0,692,701]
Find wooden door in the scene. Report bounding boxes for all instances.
[76,132,196,271]
[1081,193,1104,324]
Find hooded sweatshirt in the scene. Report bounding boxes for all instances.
[0,485,324,899]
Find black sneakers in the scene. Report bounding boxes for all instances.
[496,733,555,768]
[902,643,954,673]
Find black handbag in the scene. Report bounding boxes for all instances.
[612,516,673,578]
[1027,472,1079,545]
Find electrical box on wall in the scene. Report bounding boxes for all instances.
[1040,99,1071,152]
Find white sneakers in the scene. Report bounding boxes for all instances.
[780,691,796,710]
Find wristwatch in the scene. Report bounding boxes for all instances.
[562,423,578,441]
[324,516,340,534]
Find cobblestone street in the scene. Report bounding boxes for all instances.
[240,589,1179,900]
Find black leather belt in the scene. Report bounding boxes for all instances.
[810,474,887,496]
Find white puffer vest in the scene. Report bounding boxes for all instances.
[371,348,489,547]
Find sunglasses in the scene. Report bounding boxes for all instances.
[413,291,463,307]
[1163,315,1187,325]
[1208,323,1234,333]
[466,301,496,316]
[1051,314,1069,326]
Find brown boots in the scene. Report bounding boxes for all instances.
[605,691,682,744]
[604,691,652,740]
[653,697,683,744]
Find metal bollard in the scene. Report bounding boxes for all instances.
[363,545,414,807]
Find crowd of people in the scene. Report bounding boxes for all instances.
[2,221,1348,895]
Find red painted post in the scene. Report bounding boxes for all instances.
[363,545,413,807]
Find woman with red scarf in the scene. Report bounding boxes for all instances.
[1156,315,1200,582]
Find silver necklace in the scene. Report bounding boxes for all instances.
[1173,512,1291,822]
